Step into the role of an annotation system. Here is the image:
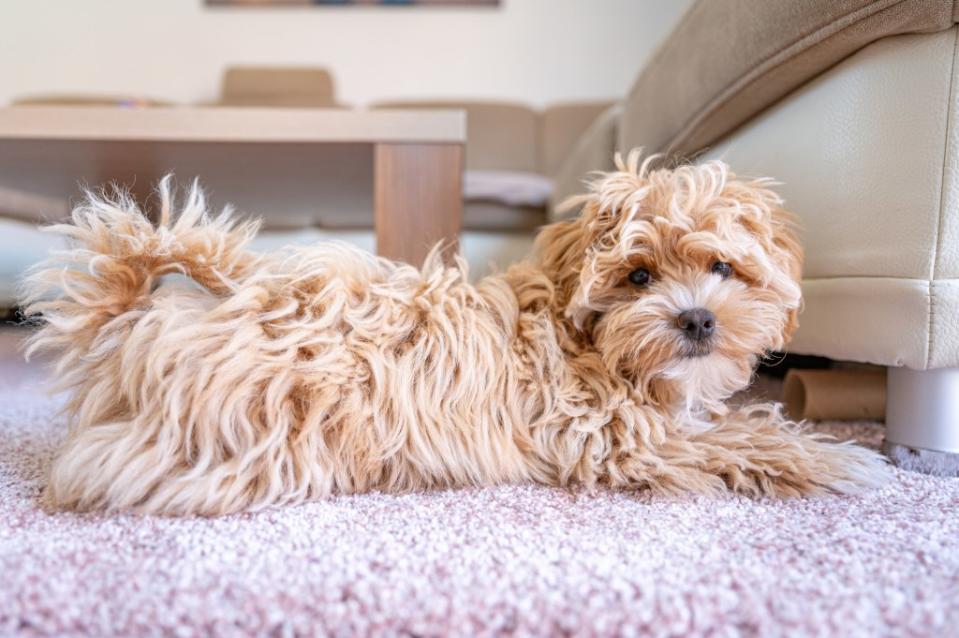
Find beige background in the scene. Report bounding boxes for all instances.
[0,0,690,108]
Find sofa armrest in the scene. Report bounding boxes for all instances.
[540,101,615,177]
[548,104,621,220]
[620,0,957,159]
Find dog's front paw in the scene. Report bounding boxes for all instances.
[689,417,894,498]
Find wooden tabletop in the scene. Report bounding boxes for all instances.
[0,106,468,265]
[0,106,467,230]
[0,106,466,144]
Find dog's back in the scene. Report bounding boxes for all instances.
[20,179,546,514]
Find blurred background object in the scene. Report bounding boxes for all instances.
[12,95,171,107]
[214,66,345,108]
[207,0,501,5]
[0,1,691,303]
[783,368,887,422]
[0,1,687,109]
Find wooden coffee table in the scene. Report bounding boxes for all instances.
[0,106,465,266]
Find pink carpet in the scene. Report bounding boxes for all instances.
[1,334,958,636]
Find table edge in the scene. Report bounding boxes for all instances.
[0,106,467,144]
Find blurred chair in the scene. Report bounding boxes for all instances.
[215,66,343,107]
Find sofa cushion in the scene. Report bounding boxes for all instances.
[463,170,553,208]
[0,186,68,224]
[620,0,958,158]
[0,218,63,308]
[461,201,545,233]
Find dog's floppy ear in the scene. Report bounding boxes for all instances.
[536,194,622,330]
[535,212,591,316]
[538,150,656,330]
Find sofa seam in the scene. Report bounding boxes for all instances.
[925,25,958,369]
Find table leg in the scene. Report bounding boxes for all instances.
[373,143,463,267]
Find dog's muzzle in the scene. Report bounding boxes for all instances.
[677,308,716,356]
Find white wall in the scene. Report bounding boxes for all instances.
[0,0,691,108]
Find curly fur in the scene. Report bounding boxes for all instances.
[20,152,890,515]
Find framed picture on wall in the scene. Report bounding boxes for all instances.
[207,0,499,6]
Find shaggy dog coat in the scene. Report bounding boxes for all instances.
[22,153,889,515]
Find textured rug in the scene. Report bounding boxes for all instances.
[1,333,958,637]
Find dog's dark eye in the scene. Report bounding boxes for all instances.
[711,261,733,279]
[627,268,651,287]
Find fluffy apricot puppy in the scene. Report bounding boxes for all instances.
[21,152,889,515]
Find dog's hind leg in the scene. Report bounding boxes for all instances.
[42,285,353,516]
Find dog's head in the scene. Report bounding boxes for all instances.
[538,152,802,412]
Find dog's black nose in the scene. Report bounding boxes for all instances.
[677,308,716,341]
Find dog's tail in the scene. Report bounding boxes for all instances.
[19,176,261,365]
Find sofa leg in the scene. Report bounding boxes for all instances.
[883,367,959,477]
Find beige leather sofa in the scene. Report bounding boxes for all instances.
[553,0,959,470]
